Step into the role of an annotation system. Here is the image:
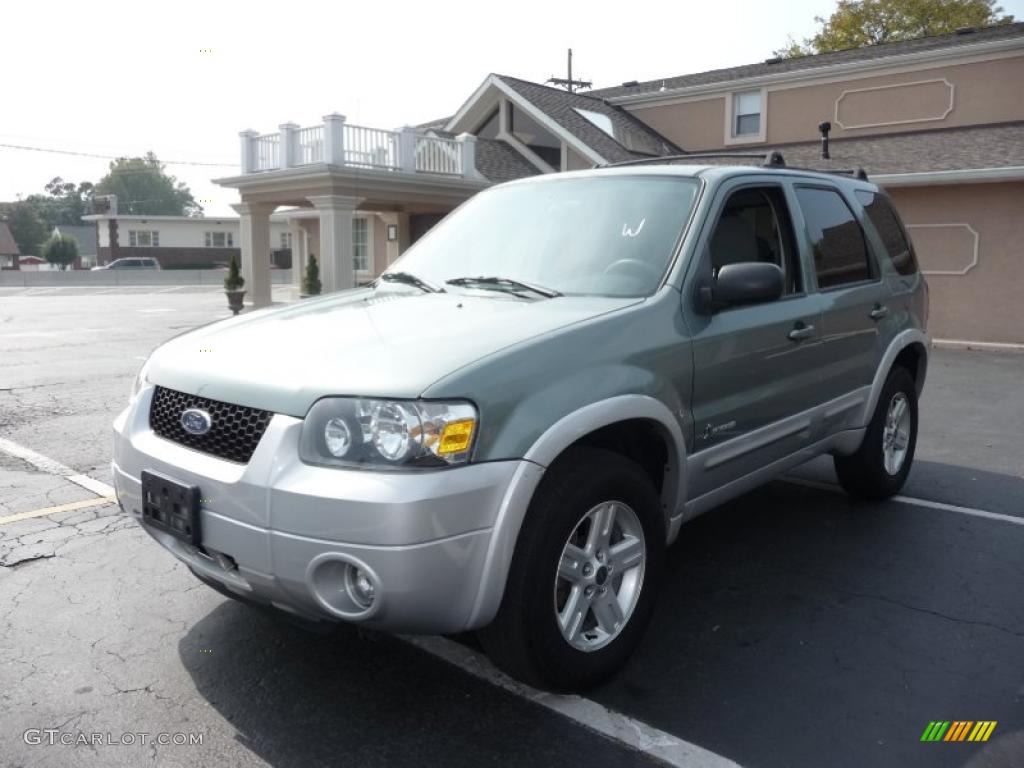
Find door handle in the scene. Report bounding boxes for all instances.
[869,305,889,320]
[788,323,814,342]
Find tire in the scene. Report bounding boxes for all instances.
[478,446,665,691]
[834,366,918,500]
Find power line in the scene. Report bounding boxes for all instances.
[0,142,236,168]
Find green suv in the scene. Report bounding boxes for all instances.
[113,157,929,691]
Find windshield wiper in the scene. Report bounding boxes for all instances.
[445,276,562,298]
[378,271,445,293]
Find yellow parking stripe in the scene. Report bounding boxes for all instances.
[0,496,116,526]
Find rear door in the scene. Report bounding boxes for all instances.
[685,178,825,499]
[792,184,888,425]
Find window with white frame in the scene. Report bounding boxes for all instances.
[129,230,159,247]
[352,218,369,272]
[733,90,762,137]
[281,231,292,250]
[204,231,233,248]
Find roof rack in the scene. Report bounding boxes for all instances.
[597,151,870,180]
[598,151,786,169]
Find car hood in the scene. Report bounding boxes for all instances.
[146,288,641,416]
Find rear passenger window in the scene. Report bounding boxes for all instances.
[855,190,918,276]
[796,186,873,289]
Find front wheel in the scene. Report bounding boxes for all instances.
[835,366,918,500]
[479,447,664,691]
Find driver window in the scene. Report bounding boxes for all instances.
[708,186,802,296]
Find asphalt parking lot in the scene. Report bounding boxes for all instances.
[1,285,1022,768]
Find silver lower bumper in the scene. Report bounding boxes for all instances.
[113,387,537,633]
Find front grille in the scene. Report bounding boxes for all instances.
[149,386,273,464]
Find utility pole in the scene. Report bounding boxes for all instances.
[547,48,592,93]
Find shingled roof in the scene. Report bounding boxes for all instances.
[0,222,20,256]
[474,138,541,182]
[685,121,1024,175]
[591,21,1024,100]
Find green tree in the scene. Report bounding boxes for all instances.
[41,233,79,271]
[0,201,49,256]
[776,0,1014,57]
[93,152,202,216]
[23,178,95,228]
[303,254,322,296]
[224,252,245,291]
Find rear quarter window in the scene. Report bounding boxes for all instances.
[795,186,873,289]
[855,190,918,276]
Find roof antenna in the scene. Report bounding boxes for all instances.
[547,48,592,93]
[818,121,832,160]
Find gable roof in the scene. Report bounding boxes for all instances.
[494,76,680,163]
[474,137,542,182]
[592,21,1024,100]
[0,222,19,256]
[53,224,98,256]
[444,73,680,166]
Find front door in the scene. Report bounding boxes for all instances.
[684,181,825,500]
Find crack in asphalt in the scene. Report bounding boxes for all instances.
[837,587,1024,639]
[0,553,56,569]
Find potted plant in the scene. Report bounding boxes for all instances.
[224,253,245,314]
[302,253,322,298]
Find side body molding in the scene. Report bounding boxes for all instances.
[465,394,688,629]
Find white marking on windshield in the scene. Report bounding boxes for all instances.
[622,218,646,237]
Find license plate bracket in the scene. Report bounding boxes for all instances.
[141,470,201,546]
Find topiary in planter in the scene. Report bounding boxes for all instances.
[224,253,246,314]
[302,253,322,297]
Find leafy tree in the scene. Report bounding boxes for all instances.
[776,0,1014,57]
[0,201,49,256]
[93,152,203,216]
[303,254,322,296]
[41,233,79,271]
[224,252,245,291]
[23,178,95,229]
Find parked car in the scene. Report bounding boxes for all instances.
[113,156,928,691]
[92,257,161,270]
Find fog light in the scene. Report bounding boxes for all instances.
[348,565,376,608]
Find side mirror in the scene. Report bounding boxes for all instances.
[713,262,784,308]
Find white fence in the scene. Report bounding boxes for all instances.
[416,135,462,175]
[296,126,324,165]
[254,133,280,171]
[343,124,399,169]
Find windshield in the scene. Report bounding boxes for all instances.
[387,176,699,297]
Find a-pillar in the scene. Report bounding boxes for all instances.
[232,201,275,308]
[307,195,363,293]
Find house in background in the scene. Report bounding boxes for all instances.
[0,222,20,270]
[218,22,1024,344]
[52,224,99,269]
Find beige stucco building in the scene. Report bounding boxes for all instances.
[217,22,1024,343]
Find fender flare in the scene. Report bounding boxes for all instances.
[466,394,688,628]
[860,329,931,427]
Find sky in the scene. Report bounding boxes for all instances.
[3,0,1022,217]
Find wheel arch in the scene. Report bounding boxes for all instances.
[466,395,687,629]
[861,329,930,427]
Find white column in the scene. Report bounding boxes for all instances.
[455,133,480,178]
[307,195,363,293]
[290,222,306,291]
[232,202,275,308]
[279,122,299,169]
[323,113,347,165]
[399,127,417,173]
[239,130,258,173]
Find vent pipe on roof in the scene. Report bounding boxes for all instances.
[818,121,832,160]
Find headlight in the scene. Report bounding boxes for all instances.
[130,359,151,401]
[300,398,478,469]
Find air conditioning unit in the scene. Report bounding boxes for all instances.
[92,195,118,216]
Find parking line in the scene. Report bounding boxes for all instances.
[404,635,742,768]
[782,477,1024,527]
[0,438,115,498]
[0,496,115,527]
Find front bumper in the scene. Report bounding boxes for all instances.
[113,386,531,633]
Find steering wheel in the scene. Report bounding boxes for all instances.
[603,258,661,283]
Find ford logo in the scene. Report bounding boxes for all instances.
[180,408,213,436]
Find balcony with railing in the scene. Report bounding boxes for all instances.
[239,114,480,179]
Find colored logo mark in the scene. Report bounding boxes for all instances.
[921,721,997,742]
